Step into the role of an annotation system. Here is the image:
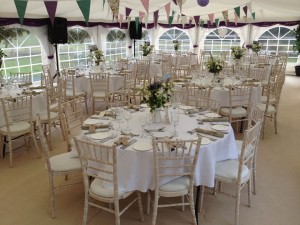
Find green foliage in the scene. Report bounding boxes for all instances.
[89,49,104,65]
[231,46,246,59]
[293,23,300,55]
[140,43,153,56]
[252,42,263,54]
[206,54,223,74]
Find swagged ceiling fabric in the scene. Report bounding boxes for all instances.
[0,0,299,25]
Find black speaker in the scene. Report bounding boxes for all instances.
[48,17,68,44]
[129,21,142,40]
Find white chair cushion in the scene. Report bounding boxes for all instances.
[261,96,276,104]
[40,111,59,122]
[215,159,249,182]
[220,106,247,117]
[0,121,30,134]
[262,80,268,86]
[49,152,81,172]
[159,176,190,192]
[256,103,276,114]
[93,91,106,98]
[90,178,126,198]
[66,90,86,97]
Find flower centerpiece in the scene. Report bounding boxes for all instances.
[205,54,223,75]
[140,42,153,56]
[231,46,246,60]
[89,49,104,66]
[141,79,173,113]
[252,42,263,54]
[173,40,180,51]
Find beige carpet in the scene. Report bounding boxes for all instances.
[1,75,300,225]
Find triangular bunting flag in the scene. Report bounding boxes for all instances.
[77,0,91,24]
[194,16,200,27]
[127,16,131,29]
[153,10,159,29]
[125,7,132,19]
[189,17,193,27]
[119,14,123,27]
[102,0,105,11]
[234,12,238,25]
[251,12,255,20]
[165,2,171,19]
[14,0,28,25]
[207,20,211,28]
[139,11,145,22]
[107,0,120,20]
[234,6,240,19]
[169,11,175,27]
[222,10,228,25]
[181,15,187,28]
[200,20,204,28]
[135,17,139,33]
[208,13,214,25]
[140,0,149,14]
[243,6,248,17]
[44,1,57,25]
[215,18,219,27]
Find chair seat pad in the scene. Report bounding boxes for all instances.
[215,159,249,182]
[0,121,30,134]
[220,106,247,117]
[50,152,81,172]
[90,178,126,198]
[93,91,106,98]
[40,111,59,122]
[66,90,86,97]
[256,103,276,114]
[261,96,276,104]
[262,80,268,86]
[159,176,190,192]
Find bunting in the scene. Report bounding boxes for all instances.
[135,17,139,33]
[140,0,149,14]
[144,15,149,28]
[153,10,159,29]
[200,20,204,28]
[208,13,214,25]
[222,10,228,25]
[119,14,123,27]
[14,0,28,25]
[168,10,175,27]
[193,16,200,27]
[243,6,248,17]
[207,20,211,28]
[127,16,131,29]
[251,12,256,20]
[234,6,240,19]
[165,2,171,19]
[139,11,145,22]
[102,0,105,11]
[215,18,219,27]
[125,7,132,19]
[107,0,120,20]
[189,17,193,27]
[44,1,57,25]
[77,0,91,24]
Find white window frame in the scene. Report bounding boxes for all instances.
[106,29,127,61]
[158,28,191,53]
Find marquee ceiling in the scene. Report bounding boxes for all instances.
[0,0,299,25]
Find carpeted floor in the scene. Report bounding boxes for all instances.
[0,75,300,225]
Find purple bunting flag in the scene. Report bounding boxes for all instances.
[44,1,57,25]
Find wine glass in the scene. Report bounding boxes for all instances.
[3,80,12,97]
[123,110,132,131]
[171,109,179,136]
[115,107,124,131]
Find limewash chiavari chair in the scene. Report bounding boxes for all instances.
[106,89,132,108]
[9,72,32,86]
[185,84,211,107]
[171,89,190,106]
[176,54,192,78]
[74,138,144,225]
[36,114,82,218]
[89,72,110,113]
[219,85,253,131]
[195,97,220,113]
[135,59,151,89]
[147,137,202,225]
[0,95,40,167]
[116,58,129,70]
[248,67,266,81]
[210,121,262,225]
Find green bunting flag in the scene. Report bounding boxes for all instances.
[251,12,255,20]
[135,17,139,33]
[200,20,204,28]
[77,0,91,24]
[234,6,240,19]
[215,18,219,27]
[103,0,105,11]
[168,10,175,27]
[14,0,28,25]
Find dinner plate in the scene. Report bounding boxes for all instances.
[151,131,173,139]
[204,112,221,118]
[139,104,149,108]
[179,105,195,110]
[211,125,229,132]
[133,142,153,151]
[89,132,110,140]
[84,118,101,125]
[145,123,165,132]
[201,137,212,145]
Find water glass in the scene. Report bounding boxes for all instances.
[123,110,132,131]
[171,109,179,136]
[115,107,124,131]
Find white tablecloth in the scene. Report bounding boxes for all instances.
[76,108,238,192]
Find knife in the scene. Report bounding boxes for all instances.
[121,139,137,150]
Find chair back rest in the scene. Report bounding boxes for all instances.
[35,114,52,173]
[116,58,129,70]
[239,121,262,179]
[106,89,131,108]
[228,85,252,108]
[45,86,60,113]
[1,95,33,130]
[59,98,83,150]
[152,137,201,191]
[74,138,118,195]
[41,64,52,86]
[248,67,266,81]
[196,97,220,113]
[123,70,136,89]
[89,72,110,94]
[171,90,190,105]
[9,72,32,85]
[248,105,263,129]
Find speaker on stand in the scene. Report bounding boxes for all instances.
[129,21,142,58]
[48,17,68,79]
